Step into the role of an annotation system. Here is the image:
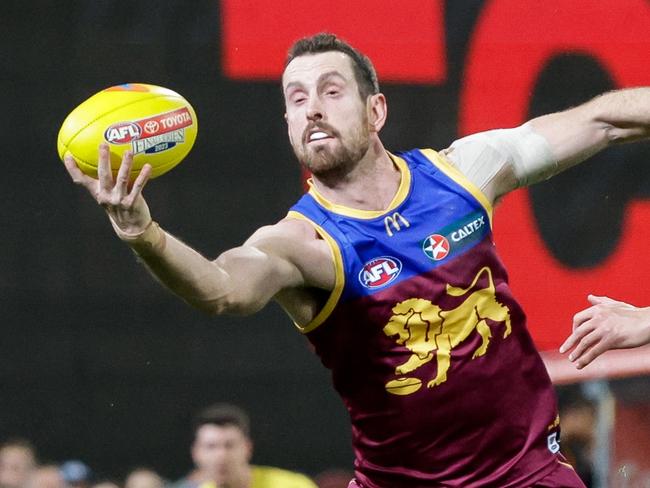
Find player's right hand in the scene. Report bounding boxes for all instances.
[64,143,154,237]
[560,295,650,369]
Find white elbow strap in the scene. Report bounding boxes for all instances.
[445,123,558,196]
[487,123,558,186]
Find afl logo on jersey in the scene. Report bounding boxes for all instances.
[423,234,450,261]
[359,257,402,289]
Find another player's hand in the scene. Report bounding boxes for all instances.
[64,143,153,237]
[560,295,650,369]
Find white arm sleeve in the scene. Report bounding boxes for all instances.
[442,123,558,203]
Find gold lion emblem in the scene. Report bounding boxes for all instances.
[383,266,511,394]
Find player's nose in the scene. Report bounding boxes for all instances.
[306,96,324,121]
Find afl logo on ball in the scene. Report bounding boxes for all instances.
[423,234,450,261]
[104,122,141,144]
[359,257,402,289]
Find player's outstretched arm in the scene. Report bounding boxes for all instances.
[528,86,650,170]
[64,145,328,316]
[441,87,650,204]
[559,295,650,369]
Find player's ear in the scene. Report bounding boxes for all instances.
[286,117,296,146]
[367,93,387,133]
[284,112,288,123]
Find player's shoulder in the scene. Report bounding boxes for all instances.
[251,465,318,488]
[246,215,321,246]
[242,216,332,283]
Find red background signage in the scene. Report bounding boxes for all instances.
[222,0,650,351]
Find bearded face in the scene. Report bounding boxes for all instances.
[292,112,370,178]
[283,51,372,179]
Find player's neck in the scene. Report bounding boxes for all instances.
[310,140,400,212]
[204,465,252,488]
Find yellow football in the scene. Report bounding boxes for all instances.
[57,83,198,179]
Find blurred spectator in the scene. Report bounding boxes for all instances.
[90,481,120,488]
[0,438,37,488]
[60,460,92,488]
[314,469,353,488]
[25,464,68,488]
[123,468,163,488]
[169,403,317,488]
[558,388,595,488]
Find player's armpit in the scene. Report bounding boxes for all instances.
[210,219,336,316]
[210,244,304,316]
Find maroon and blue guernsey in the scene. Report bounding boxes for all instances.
[288,149,569,488]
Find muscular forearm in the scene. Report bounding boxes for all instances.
[591,87,650,140]
[116,221,233,314]
[65,147,288,316]
[528,86,650,172]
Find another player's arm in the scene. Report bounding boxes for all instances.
[560,296,650,369]
[64,144,330,316]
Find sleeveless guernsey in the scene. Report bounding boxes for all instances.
[288,149,565,487]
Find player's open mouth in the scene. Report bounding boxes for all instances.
[310,131,331,141]
[307,130,335,144]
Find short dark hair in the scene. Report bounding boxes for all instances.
[192,403,251,438]
[286,32,380,100]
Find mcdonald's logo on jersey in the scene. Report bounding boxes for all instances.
[359,257,402,289]
[384,212,410,237]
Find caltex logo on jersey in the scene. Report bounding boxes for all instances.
[359,257,402,289]
[423,234,450,261]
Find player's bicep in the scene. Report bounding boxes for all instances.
[213,245,304,315]
[527,110,611,170]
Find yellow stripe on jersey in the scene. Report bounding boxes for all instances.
[558,460,576,470]
[305,153,412,219]
[286,210,345,334]
[420,148,494,227]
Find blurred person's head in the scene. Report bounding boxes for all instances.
[314,468,354,488]
[190,404,253,485]
[0,438,37,488]
[90,482,119,488]
[123,468,163,488]
[26,465,68,488]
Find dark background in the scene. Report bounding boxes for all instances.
[1,0,649,481]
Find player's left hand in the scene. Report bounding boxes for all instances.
[64,144,153,237]
[560,295,650,369]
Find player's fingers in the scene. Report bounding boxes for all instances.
[560,319,594,353]
[575,342,609,369]
[588,295,620,306]
[560,309,595,353]
[568,328,600,363]
[63,154,96,193]
[97,143,114,191]
[572,307,595,331]
[114,150,134,199]
[559,332,579,354]
[126,164,152,203]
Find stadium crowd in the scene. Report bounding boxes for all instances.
[0,404,352,488]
